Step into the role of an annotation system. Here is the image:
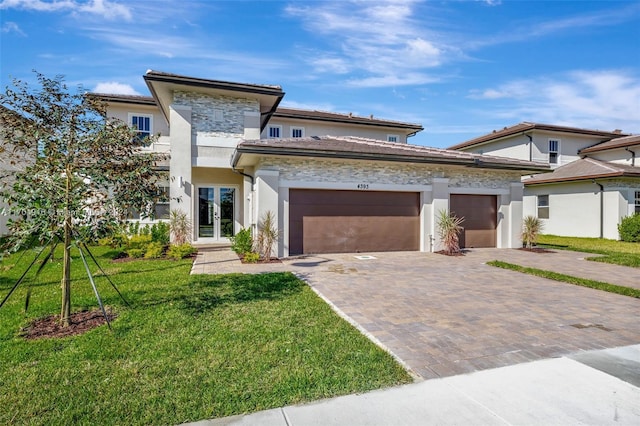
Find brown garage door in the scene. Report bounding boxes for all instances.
[289,189,420,255]
[450,194,497,248]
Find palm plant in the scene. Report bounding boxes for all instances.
[169,209,192,245]
[436,209,465,255]
[256,210,279,260]
[522,215,543,249]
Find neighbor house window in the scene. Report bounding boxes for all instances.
[154,186,170,220]
[291,127,304,138]
[387,134,399,143]
[537,195,549,219]
[548,139,559,164]
[635,191,640,213]
[268,125,282,138]
[130,114,152,142]
[213,109,223,122]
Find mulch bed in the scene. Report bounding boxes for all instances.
[21,309,116,340]
[237,254,282,264]
[518,247,555,254]
[435,250,466,256]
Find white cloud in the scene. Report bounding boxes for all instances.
[1,21,25,36]
[468,70,640,132]
[285,1,452,88]
[92,81,140,95]
[0,0,132,21]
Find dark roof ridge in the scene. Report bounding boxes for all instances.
[274,107,423,130]
[144,70,283,92]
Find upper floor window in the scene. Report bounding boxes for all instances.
[387,134,399,143]
[537,194,549,219]
[548,139,559,164]
[291,127,304,138]
[130,114,152,143]
[268,125,282,138]
[635,191,640,214]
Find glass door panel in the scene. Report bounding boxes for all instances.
[220,187,235,238]
[198,187,215,238]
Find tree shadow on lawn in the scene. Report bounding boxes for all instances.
[181,272,304,314]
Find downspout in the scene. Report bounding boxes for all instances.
[523,132,533,162]
[625,147,636,166]
[232,166,256,233]
[593,180,604,239]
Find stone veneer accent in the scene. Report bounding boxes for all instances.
[258,158,522,188]
[173,91,259,139]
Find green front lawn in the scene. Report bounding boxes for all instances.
[0,246,410,425]
[538,234,640,268]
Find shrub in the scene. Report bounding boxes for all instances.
[618,213,640,242]
[126,248,145,259]
[230,228,253,254]
[169,210,192,245]
[144,242,165,259]
[167,243,196,260]
[98,233,128,248]
[128,234,153,250]
[522,215,544,248]
[150,222,170,245]
[436,209,464,255]
[243,251,260,263]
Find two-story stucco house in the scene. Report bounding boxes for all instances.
[449,123,640,240]
[94,70,548,256]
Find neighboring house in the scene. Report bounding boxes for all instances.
[450,123,640,240]
[92,70,547,255]
[0,106,34,237]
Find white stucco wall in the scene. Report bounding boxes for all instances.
[263,117,414,142]
[588,148,639,167]
[524,179,640,240]
[106,103,170,153]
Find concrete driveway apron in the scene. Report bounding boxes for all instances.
[284,250,640,380]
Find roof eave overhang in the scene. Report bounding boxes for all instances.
[524,171,640,185]
[144,73,285,128]
[232,146,549,173]
[273,112,423,132]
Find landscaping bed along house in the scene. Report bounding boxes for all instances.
[0,245,411,425]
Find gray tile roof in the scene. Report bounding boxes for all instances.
[273,108,423,131]
[579,134,640,154]
[449,122,629,151]
[234,136,550,172]
[524,157,640,185]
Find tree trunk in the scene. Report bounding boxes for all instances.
[60,173,72,327]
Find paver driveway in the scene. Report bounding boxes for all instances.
[285,250,640,380]
[194,248,640,380]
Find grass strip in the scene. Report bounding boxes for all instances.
[487,260,640,299]
[537,234,640,268]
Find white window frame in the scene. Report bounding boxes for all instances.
[154,186,170,220]
[291,126,305,138]
[537,194,549,219]
[548,139,560,164]
[387,134,400,143]
[129,113,153,145]
[268,125,282,139]
[634,190,640,214]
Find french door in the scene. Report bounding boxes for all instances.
[197,186,237,242]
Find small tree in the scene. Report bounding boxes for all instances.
[0,72,166,326]
[436,209,464,255]
[256,210,279,260]
[522,215,544,249]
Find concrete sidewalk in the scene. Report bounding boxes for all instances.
[188,345,640,426]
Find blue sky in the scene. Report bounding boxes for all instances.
[1,0,639,148]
